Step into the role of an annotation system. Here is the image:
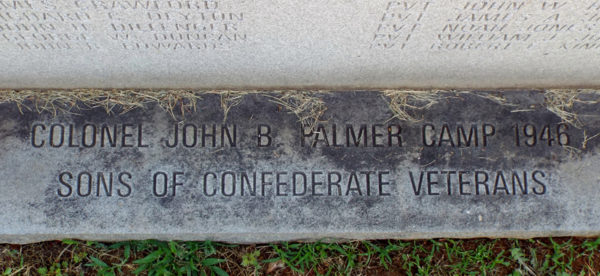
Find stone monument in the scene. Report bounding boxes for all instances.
[1,0,600,243]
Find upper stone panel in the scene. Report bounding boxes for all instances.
[1,0,599,88]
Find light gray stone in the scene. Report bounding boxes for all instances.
[0,91,600,243]
[1,0,600,88]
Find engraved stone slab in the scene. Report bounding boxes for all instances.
[1,91,600,243]
[2,0,600,88]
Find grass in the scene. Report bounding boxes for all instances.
[0,89,327,132]
[1,238,599,275]
[544,89,600,129]
[3,89,600,131]
[382,90,443,122]
[265,91,327,132]
[0,90,203,118]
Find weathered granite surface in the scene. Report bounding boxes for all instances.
[1,0,600,88]
[0,91,599,243]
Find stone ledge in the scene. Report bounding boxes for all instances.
[0,91,599,243]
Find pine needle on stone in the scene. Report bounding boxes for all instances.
[266,91,327,132]
[0,89,202,118]
[544,89,600,128]
[382,90,442,122]
[213,91,251,123]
